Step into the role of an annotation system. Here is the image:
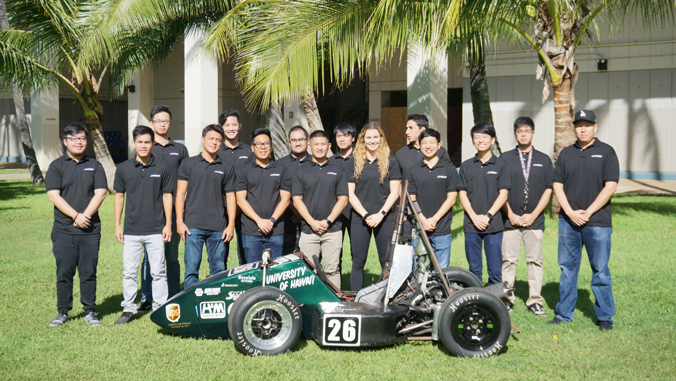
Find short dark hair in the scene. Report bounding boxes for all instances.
[132,125,155,142]
[334,122,356,137]
[150,105,172,121]
[310,130,329,141]
[407,114,429,129]
[251,127,271,142]
[62,123,89,139]
[288,125,308,139]
[418,128,440,143]
[202,124,225,138]
[513,117,535,132]
[219,109,241,126]
[470,123,495,138]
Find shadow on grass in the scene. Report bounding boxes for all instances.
[541,282,596,322]
[0,180,44,204]
[96,292,125,319]
[611,198,676,217]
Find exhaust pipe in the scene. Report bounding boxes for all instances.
[483,282,512,303]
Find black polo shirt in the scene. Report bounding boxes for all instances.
[114,155,175,235]
[45,155,107,235]
[292,160,348,234]
[458,155,511,234]
[153,138,188,205]
[396,142,451,181]
[501,148,554,230]
[346,156,402,215]
[277,153,313,224]
[330,152,354,219]
[219,141,253,172]
[236,161,292,236]
[407,160,460,236]
[553,138,619,227]
[178,154,236,232]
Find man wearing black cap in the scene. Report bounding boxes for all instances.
[549,110,619,331]
[501,117,553,315]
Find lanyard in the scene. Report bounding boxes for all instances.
[518,148,533,212]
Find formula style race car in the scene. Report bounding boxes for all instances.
[151,184,514,358]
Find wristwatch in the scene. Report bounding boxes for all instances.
[270,217,277,223]
[486,212,494,220]
[380,210,387,216]
[326,218,333,226]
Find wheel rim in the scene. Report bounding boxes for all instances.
[243,300,293,351]
[450,303,502,351]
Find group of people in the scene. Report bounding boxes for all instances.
[45,105,618,331]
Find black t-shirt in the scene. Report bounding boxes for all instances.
[396,142,451,182]
[277,153,313,225]
[152,139,188,204]
[330,152,354,219]
[219,141,253,172]
[501,148,554,231]
[407,160,460,236]
[347,156,402,216]
[553,139,619,227]
[45,155,107,235]
[114,155,175,235]
[292,160,348,234]
[178,154,236,232]
[236,161,292,236]
[458,155,511,234]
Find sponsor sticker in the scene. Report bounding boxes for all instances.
[166,303,181,322]
[238,275,256,283]
[195,288,204,297]
[226,291,245,301]
[204,287,220,296]
[200,301,226,319]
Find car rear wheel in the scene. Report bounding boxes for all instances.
[442,267,483,290]
[228,287,303,356]
[438,288,511,358]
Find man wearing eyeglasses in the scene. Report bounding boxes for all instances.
[138,105,188,312]
[277,126,312,255]
[236,128,291,262]
[176,124,236,288]
[500,117,553,316]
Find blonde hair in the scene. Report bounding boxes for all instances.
[353,123,390,184]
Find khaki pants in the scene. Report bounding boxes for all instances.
[299,231,342,289]
[501,228,544,306]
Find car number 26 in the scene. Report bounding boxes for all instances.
[322,315,361,346]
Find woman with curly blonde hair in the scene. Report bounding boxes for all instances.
[346,123,401,290]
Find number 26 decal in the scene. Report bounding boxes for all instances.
[323,315,361,346]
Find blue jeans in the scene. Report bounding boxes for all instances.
[556,218,615,323]
[242,234,283,263]
[183,228,228,289]
[465,232,503,285]
[412,233,452,269]
[141,214,180,301]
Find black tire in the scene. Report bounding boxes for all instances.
[228,287,303,356]
[442,267,483,290]
[438,288,511,358]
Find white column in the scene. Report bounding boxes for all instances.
[184,28,219,156]
[282,101,308,132]
[30,85,61,170]
[127,68,154,159]
[407,42,448,147]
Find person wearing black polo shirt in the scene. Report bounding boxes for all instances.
[277,126,312,254]
[293,130,349,288]
[45,124,107,327]
[347,123,401,291]
[458,123,510,286]
[330,123,356,264]
[138,105,188,312]
[113,125,174,324]
[177,124,237,289]
[236,128,291,262]
[501,117,553,315]
[395,114,451,181]
[549,110,619,331]
[219,109,253,265]
[408,129,460,269]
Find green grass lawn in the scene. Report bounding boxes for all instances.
[1,179,675,380]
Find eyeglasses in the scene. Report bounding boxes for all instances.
[515,129,533,134]
[152,119,171,125]
[253,141,271,148]
[66,137,87,143]
[289,138,307,144]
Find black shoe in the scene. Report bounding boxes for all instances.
[83,312,102,326]
[49,313,68,327]
[598,321,613,331]
[137,300,153,313]
[528,303,547,316]
[548,317,566,325]
[114,312,135,325]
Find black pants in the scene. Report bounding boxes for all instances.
[283,220,301,255]
[349,214,392,291]
[235,213,246,265]
[339,214,351,272]
[51,230,100,314]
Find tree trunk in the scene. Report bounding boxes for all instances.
[301,90,324,133]
[85,114,117,191]
[12,83,43,185]
[469,46,501,156]
[550,68,577,217]
[267,104,289,159]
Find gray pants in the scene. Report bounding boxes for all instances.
[122,235,167,312]
[501,228,544,306]
[299,231,342,289]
